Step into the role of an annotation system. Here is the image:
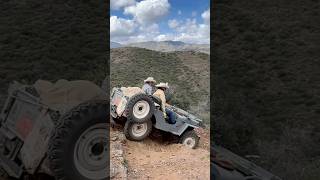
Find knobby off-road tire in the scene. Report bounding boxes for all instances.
[126,93,155,123]
[179,130,199,149]
[48,100,108,180]
[124,120,152,141]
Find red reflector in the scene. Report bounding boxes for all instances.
[16,115,33,139]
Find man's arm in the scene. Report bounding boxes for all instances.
[142,84,147,92]
[160,92,167,118]
[147,86,152,95]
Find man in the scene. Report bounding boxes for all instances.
[153,82,176,124]
[142,77,156,95]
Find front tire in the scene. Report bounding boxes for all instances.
[124,120,152,141]
[48,100,108,180]
[179,130,199,149]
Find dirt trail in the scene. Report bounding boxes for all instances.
[111,127,210,180]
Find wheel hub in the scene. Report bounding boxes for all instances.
[131,123,148,137]
[74,123,108,179]
[133,100,150,119]
[183,137,196,148]
[91,142,104,156]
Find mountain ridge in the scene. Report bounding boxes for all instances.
[111,40,210,54]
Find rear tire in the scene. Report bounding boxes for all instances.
[126,93,155,123]
[124,120,152,141]
[48,100,108,180]
[179,130,199,149]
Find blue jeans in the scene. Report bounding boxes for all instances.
[165,109,176,124]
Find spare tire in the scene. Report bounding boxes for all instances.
[126,93,155,123]
[48,100,108,180]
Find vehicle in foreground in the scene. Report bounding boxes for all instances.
[0,80,108,180]
[211,145,282,180]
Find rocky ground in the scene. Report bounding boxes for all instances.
[110,125,210,180]
[110,129,128,179]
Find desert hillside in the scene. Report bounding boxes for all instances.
[111,47,210,124]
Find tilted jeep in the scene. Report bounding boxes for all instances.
[110,86,205,149]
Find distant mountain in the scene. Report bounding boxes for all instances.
[126,41,210,54]
[110,41,123,48]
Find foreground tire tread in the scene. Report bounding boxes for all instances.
[48,100,108,180]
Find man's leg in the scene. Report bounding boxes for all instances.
[165,109,176,124]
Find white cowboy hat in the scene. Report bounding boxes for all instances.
[155,82,169,89]
[144,77,156,83]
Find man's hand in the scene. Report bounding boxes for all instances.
[163,113,167,119]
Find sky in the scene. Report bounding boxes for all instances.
[110,0,210,45]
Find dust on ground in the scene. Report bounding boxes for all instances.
[110,126,210,180]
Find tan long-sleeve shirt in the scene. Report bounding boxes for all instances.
[153,89,167,118]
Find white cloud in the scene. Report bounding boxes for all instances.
[110,16,136,37]
[164,16,210,44]
[112,18,209,44]
[175,18,197,32]
[139,23,159,34]
[128,23,160,43]
[170,9,210,44]
[155,34,170,41]
[111,22,161,44]
[168,19,180,29]
[110,3,210,44]
[124,0,170,25]
[201,9,210,24]
[111,0,136,10]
